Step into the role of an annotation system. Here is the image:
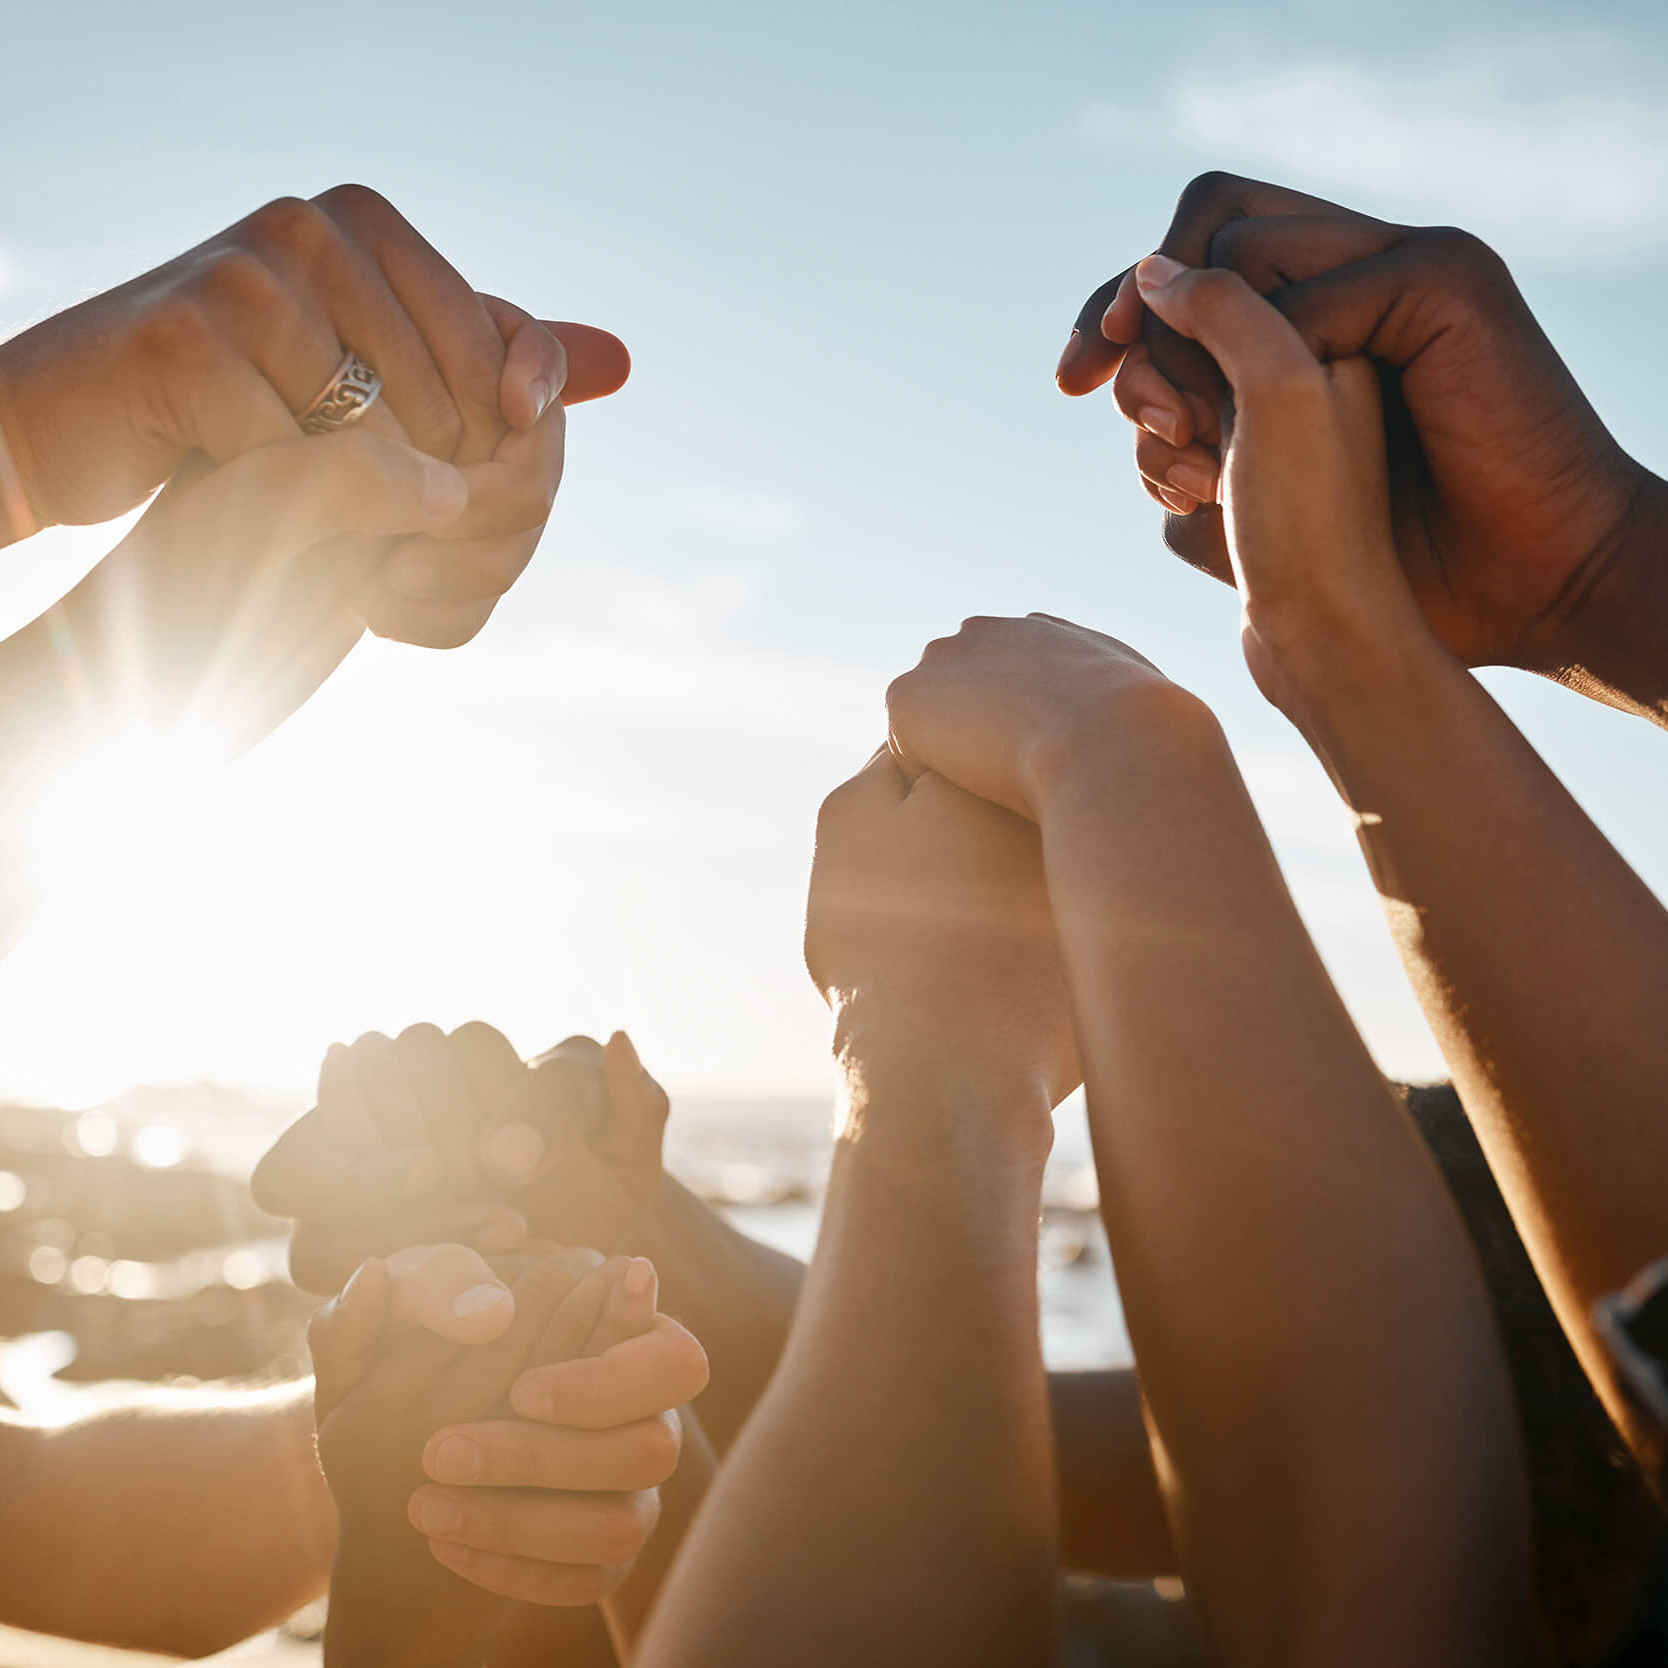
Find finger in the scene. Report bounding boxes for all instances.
[150,430,468,556]
[313,185,506,465]
[412,1485,659,1569]
[537,320,631,405]
[1110,341,1194,450]
[308,1256,391,1416]
[316,1040,381,1155]
[348,1030,434,1161]
[384,1242,516,1344]
[378,526,540,606]
[448,1021,528,1118]
[478,296,567,430]
[421,1412,681,1492]
[139,317,303,464]
[1134,430,1220,508]
[283,1200,530,1295]
[438,1253,596,1402]
[1206,211,1404,294]
[593,1031,670,1171]
[1058,267,1134,396]
[394,1022,481,1186]
[481,1039,608,1190]
[426,1539,620,1607]
[511,1316,710,1428]
[250,1111,441,1227]
[1134,256,1321,400]
[1156,171,1347,266]
[529,1258,631,1368]
[583,1258,658,1357]
[1161,502,1234,583]
[360,592,499,651]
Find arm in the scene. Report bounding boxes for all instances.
[1059,172,1668,721]
[1131,255,1668,1465]
[885,616,1542,1667]
[0,1387,333,1659]
[638,760,1078,1668]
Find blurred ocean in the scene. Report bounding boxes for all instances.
[0,1084,1129,1420]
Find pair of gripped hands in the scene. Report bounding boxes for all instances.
[255,167,1657,1611]
[0,186,630,758]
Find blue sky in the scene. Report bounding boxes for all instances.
[1,0,1664,1105]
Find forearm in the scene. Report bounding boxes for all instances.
[0,1385,334,1657]
[636,1069,1061,1668]
[1293,631,1668,1455]
[1049,1369,1174,1577]
[621,1175,805,1453]
[1038,699,1538,1667]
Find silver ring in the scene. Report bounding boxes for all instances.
[297,351,382,435]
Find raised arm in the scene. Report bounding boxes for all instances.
[638,757,1079,1668]
[1125,253,1668,1467]
[886,615,1543,1668]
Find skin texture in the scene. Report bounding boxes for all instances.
[881,616,1543,1667]
[317,1248,707,1668]
[1127,253,1668,1473]
[0,184,630,650]
[638,756,1076,1668]
[1057,171,1668,722]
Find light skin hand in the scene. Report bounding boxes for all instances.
[315,1247,700,1667]
[0,185,631,650]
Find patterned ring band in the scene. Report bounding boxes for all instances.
[296,351,383,436]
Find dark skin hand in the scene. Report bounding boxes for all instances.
[1057,171,1668,719]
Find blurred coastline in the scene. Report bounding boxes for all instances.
[0,1087,1128,1421]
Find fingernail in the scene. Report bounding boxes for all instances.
[416,1495,464,1536]
[385,549,449,600]
[1055,330,1085,387]
[527,378,554,420]
[1137,405,1183,446]
[510,1376,553,1421]
[404,1150,447,1200]
[623,1257,654,1298]
[484,1122,545,1183]
[1167,461,1218,501]
[429,1434,485,1484]
[421,458,468,519]
[1135,254,1188,295]
[1156,486,1197,516]
[452,1283,512,1321]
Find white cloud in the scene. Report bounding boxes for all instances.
[1080,32,1668,256]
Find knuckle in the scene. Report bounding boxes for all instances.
[133,292,221,369]
[594,1497,650,1564]
[242,195,336,260]
[1418,225,1507,289]
[396,1021,448,1052]
[188,246,282,313]
[635,1414,682,1486]
[313,181,399,227]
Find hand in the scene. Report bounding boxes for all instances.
[885,613,1189,821]
[252,1023,670,1292]
[1058,171,1657,676]
[1125,255,1437,724]
[0,185,630,648]
[313,1244,699,1656]
[805,750,1079,1137]
[18,430,469,771]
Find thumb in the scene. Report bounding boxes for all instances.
[383,1243,517,1345]
[1133,256,1321,408]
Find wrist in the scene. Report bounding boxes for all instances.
[1021,678,1222,821]
[1539,463,1668,725]
[830,1001,1055,1172]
